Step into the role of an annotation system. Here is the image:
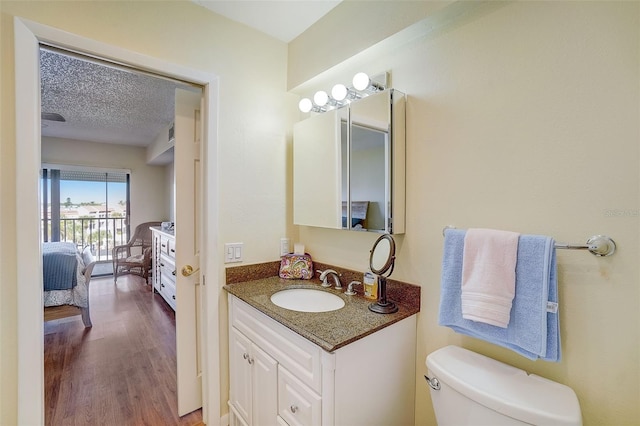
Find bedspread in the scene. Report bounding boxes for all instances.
[43,242,78,290]
[42,242,88,308]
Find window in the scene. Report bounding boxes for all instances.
[41,165,130,261]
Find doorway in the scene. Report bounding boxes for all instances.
[14,18,221,425]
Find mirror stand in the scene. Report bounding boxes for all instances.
[369,275,398,314]
[368,233,399,314]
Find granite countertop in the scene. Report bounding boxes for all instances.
[224,276,420,352]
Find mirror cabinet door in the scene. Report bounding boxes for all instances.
[293,109,343,229]
[348,91,390,232]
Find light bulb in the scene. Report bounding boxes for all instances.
[299,98,312,113]
[331,84,348,101]
[313,90,329,107]
[352,72,371,91]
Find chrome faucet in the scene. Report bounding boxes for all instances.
[318,269,342,289]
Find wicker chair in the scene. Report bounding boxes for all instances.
[112,221,162,283]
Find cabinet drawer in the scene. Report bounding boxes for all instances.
[167,238,176,258]
[230,296,323,393]
[159,254,176,279]
[278,366,321,426]
[159,275,176,310]
[159,235,170,254]
[159,235,175,257]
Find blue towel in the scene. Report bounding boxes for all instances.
[439,229,561,362]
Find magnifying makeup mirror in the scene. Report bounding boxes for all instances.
[368,234,398,314]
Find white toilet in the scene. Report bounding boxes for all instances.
[425,346,582,425]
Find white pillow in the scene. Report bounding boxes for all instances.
[82,246,95,267]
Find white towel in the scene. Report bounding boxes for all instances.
[461,228,520,328]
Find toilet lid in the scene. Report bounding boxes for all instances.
[426,346,582,425]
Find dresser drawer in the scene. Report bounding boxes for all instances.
[278,366,321,426]
[167,237,176,259]
[159,254,176,279]
[159,235,174,257]
[230,295,323,393]
[159,274,176,310]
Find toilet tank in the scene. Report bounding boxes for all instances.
[426,346,582,426]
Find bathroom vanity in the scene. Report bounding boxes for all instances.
[225,277,419,426]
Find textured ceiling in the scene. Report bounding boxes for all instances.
[40,48,182,147]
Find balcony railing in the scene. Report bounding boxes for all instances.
[42,217,129,262]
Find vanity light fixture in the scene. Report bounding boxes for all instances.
[313,90,329,107]
[298,71,388,113]
[298,97,327,113]
[352,72,385,92]
[331,84,362,102]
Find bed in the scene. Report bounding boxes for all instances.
[43,242,95,327]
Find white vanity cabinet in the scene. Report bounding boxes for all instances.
[228,294,416,426]
[151,227,176,310]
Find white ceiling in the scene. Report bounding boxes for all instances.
[41,2,340,148]
[192,0,342,43]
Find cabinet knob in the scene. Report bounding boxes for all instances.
[290,405,298,414]
[242,353,254,365]
[172,295,176,300]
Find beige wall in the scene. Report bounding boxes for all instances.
[287,0,453,89]
[0,1,295,424]
[42,137,171,227]
[291,2,639,425]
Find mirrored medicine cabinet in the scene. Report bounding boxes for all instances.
[293,89,405,234]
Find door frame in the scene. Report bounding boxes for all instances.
[14,17,221,425]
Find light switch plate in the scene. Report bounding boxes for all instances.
[224,242,243,263]
[280,238,290,256]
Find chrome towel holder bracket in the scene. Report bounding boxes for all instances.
[442,226,616,257]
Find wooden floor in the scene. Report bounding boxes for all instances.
[44,275,204,426]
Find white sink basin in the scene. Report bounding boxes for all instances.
[270,288,345,313]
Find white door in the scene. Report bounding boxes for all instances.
[174,88,203,415]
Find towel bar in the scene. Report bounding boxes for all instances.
[442,226,616,257]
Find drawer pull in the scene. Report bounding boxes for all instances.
[242,353,254,365]
[170,249,175,253]
[290,405,298,414]
[160,263,165,267]
[161,283,165,288]
[172,295,176,300]
[161,244,167,248]
[172,270,176,276]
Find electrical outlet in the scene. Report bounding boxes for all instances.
[280,238,290,256]
[224,242,243,263]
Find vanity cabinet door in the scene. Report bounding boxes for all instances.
[230,327,278,426]
[230,328,253,424]
[252,344,278,426]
